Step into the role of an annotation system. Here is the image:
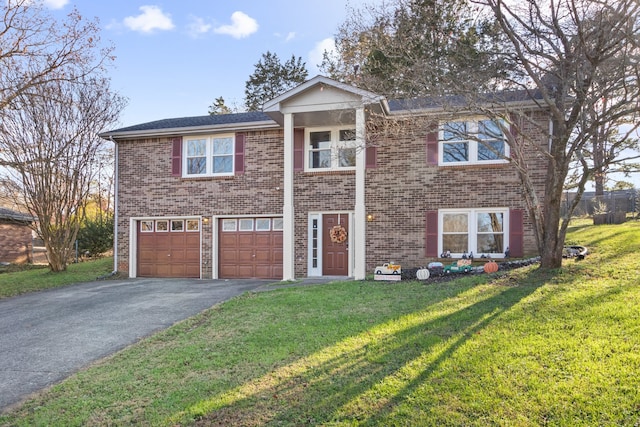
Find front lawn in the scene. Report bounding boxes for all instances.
[1,221,639,426]
[0,257,114,299]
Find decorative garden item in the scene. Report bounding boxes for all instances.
[483,260,499,273]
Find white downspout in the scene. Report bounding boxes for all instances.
[111,137,118,275]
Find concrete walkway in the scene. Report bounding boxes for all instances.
[0,277,277,412]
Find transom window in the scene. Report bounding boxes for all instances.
[184,134,234,177]
[306,127,357,171]
[440,208,508,257]
[440,119,508,165]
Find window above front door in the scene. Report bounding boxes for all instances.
[305,127,356,171]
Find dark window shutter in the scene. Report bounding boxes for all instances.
[235,132,245,175]
[425,210,438,257]
[509,209,524,257]
[294,128,305,171]
[426,123,439,165]
[366,146,377,169]
[171,136,182,176]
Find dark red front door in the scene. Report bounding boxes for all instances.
[323,214,349,276]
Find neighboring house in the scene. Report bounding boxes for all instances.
[101,76,548,280]
[0,207,35,264]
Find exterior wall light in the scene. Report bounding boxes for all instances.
[367,214,375,222]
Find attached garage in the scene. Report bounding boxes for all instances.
[219,217,283,279]
[137,218,201,278]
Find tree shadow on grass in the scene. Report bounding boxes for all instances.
[177,271,548,426]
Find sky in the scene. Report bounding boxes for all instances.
[46,0,373,128]
[43,0,639,189]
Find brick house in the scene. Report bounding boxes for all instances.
[101,76,547,280]
[0,207,34,264]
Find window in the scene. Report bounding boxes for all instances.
[156,220,169,232]
[440,119,508,165]
[272,218,284,231]
[140,220,154,232]
[239,218,254,231]
[186,219,200,231]
[171,220,184,231]
[256,218,271,231]
[440,209,508,257]
[222,219,237,231]
[306,127,357,170]
[184,134,235,177]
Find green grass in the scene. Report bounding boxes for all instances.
[0,257,114,299]
[1,221,639,426]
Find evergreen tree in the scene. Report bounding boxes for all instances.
[244,51,308,111]
[208,96,233,115]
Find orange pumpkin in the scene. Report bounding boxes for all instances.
[483,260,499,273]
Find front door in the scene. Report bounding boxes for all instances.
[322,214,349,276]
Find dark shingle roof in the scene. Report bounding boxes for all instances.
[0,207,35,222]
[106,111,274,134]
[388,89,546,112]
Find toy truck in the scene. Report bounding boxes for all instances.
[374,263,401,275]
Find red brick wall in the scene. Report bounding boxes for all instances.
[116,130,284,277]
[116,111,549,278]
[0,220,33,264]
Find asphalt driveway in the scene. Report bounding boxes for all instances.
[0,277,273,412]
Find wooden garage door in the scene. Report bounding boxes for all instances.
[137,219,200,278]
[219,218,283,279]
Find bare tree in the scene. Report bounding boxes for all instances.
[0,77,126,271]
[468,0,640,268]
[0,0,112,115]
[330,0,640,269]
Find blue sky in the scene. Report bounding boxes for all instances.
[47,0,372,128]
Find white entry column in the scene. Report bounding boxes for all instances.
[354,107,366,280]
[282,112,295,281]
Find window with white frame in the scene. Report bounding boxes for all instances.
[440,118,508,165]
[306,127,357,170]
[184,134,234,177]
[440,208,508,257]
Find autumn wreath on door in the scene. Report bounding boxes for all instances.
[329,225,347,244]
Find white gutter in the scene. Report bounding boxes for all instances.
[100,120,279,140]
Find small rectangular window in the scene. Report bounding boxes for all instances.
[256,218,271,231]
[212,136,234,174]
[239,218,253,231]
[186,139,207,175]
[222,219,237,231]
[171,220,184,231]
[186,219,200,231]
[140,220,154,232]
[156,220,169,232]
[272,218,284,230]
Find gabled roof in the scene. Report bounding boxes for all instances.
[263,75,388,112]
[0,207,35,223]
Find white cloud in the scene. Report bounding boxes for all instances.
[187,16,212,38]
[123,5,174,34]
[308,37,336,75]
[214,11,258,39]
[285,32,296,42]
[43,0,68,9]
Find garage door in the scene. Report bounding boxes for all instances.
[137,219,200,278]
[219,217,283,279]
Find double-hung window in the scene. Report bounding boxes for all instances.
[440,208,508,257]
[440,118,508,165]
[306,127,357,171]
[184,134,234,177]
